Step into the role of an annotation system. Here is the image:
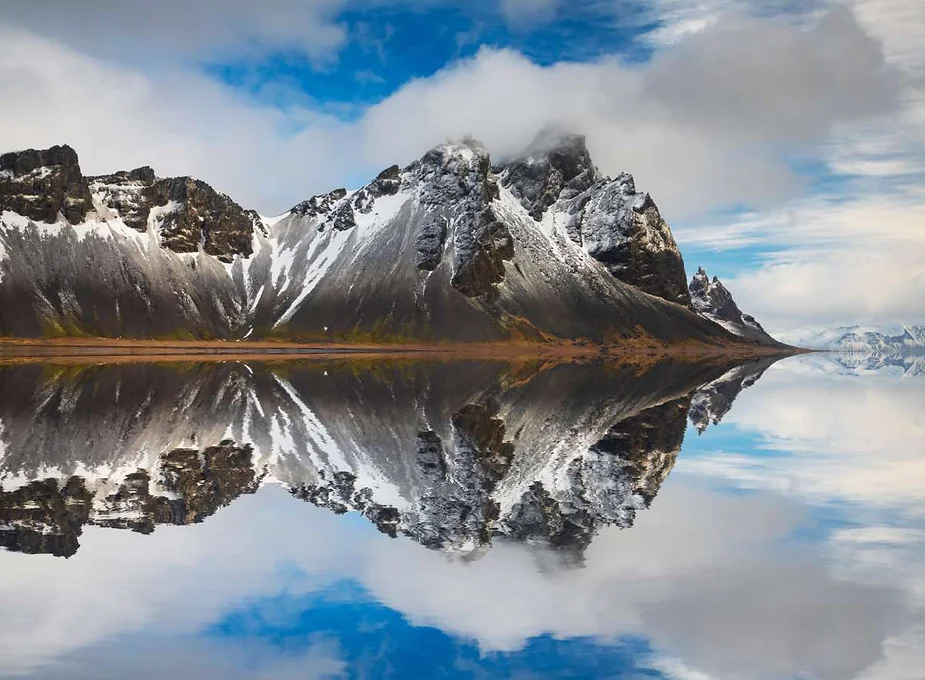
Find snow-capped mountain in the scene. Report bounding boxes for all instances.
[788,351,925,379]
[0,136,745,344]
[689,267,780,345]
[805,325,925,353]
[0,356,767,558]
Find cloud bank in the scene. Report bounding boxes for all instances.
[0,7,897,219]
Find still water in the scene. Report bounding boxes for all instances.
[0,353,922,679]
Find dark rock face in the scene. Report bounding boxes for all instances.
[500,132,692,307]
[587,396,690,506]
[92,171,260,262]
[690,267,742,321]
[88,167,156,230]
[689,267,779,345]
[0,477,93,558]
[572,176,692,307]
[410,143,514,297]
[0,441,260,557]
[291,188,348,219]
[353,164,402,214]
[403,402,514,551]
[0,145,93,225]
[502,396,690,559]
[291,471,402,538]
[500,131,601,221]
[94,441,261,532]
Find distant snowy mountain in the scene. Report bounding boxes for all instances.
[789,325,925,352]
[688,268,781,345]
[0,136,754,345]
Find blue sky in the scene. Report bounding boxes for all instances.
[0,0,923,333]
[208,1,656,113]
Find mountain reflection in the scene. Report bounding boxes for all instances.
[0,357,773,558]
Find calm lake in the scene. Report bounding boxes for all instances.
[0,353,922,679]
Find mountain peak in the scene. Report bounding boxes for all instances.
[421,138,491,170]
[689,268,779,345]
[0,144,93,225]
[499,128,600,221]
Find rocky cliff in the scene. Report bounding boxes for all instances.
[499,131,693,308]
[689,267,780,345]
[90,167,262,262]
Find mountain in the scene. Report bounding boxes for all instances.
[688,356,780,433]
[0,137,747,345]
[0,356,770,558]
[689,267,780,345]
[790,351,925,379]
[800,325,925,353]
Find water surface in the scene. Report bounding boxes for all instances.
[0,354,922,679]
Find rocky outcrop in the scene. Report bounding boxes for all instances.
[501,396,690,559]
[0,145,93,225]
[500,131,692,307]
[689,267,779,345]
[0,477,93,558]
[0,441,261,557]
[408,143,514,296]
[499,130,601,221]
[91,169,261,262]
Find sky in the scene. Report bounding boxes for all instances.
[0,0,923,335]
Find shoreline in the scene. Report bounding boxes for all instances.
[0,336,806,366]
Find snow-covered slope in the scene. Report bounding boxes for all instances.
[688,267,780,345]
[498,130,692,308]
[0,140,736,345]
[0,357,765,557]
[804,325,925,353]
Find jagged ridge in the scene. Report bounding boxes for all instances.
[689,267,780,345]
[0,137,751,345]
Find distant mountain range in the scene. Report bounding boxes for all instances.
[792,325,925,353]
[0,133,781,347]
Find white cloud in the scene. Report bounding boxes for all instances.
[0,5,897,217]
[678,356,925,514]
[674,188,925,332]
[0,482,904,680]
[499,0,560,27]
[0,0,349,66]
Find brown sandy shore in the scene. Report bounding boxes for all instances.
[0,336,804,366]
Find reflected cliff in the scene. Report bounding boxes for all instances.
[0,356,775,558]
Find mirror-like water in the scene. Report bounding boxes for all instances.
[0,354,922,679]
